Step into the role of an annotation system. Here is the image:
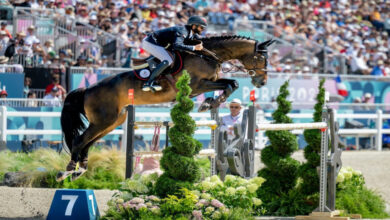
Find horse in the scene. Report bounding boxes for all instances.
[57,36,275,181]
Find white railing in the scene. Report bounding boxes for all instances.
[1,107,389,151]
[256,109,390,151]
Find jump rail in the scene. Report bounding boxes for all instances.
[256,122,327,131]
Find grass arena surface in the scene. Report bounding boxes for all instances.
[0,150,389,219]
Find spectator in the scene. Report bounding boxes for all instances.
[43,40,54,54]
[45,73,66,100]
[75,55,86,66]
[0,30,9,56]
[269,49,281,71]
[0,21,12,39]
[100,55,108,67]
[23,76,31,98]
[0,55,8,71]
[350,48,371,75]
[25,25,38,44]
[371,60,385,76]
[26,91,38,107]
[0,89,7,106]
[362,93,374,111]
[43,86,62,107]
[220,98,243,141]
[352,97,362,110]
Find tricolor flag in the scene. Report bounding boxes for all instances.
[335,75,348,97]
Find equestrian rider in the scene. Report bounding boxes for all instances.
[141,15,207,92]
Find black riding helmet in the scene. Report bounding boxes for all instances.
[187,16,208,27]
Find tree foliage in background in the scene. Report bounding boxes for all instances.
[155,71,202,197]
[256,80,300,215]
[298,78,326,209]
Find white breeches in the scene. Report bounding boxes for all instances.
[141,39,174,65]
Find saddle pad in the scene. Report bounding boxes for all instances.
[133,52,183,81]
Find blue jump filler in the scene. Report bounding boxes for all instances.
[47,189,100,220]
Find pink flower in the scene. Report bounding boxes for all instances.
[130,197,145,204]
[199,199,209,206]
[211,199,224,208]
[136,203,147,210]
[147,195,159,200]
[192,210,203,219]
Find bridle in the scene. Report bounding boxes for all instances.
[202,41,268,76]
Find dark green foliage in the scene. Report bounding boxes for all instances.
[160,147,200,181]
[298,78,326,210]
[156,71,202,196]
[257,80,300,215]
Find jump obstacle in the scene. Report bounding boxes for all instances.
[123,101,343,216]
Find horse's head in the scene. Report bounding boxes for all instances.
[240,39,275,88]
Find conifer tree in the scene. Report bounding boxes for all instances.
[155,71,202,197]
[257,80,300,214]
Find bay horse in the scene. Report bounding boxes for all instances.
[57,36,275,181]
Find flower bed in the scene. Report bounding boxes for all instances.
[103,174,264,220]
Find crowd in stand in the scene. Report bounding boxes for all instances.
[0,0,389,76]
[259,0,390,76]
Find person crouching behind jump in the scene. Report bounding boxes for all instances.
[141,15,207,92]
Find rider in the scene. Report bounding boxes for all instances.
[141,15,207,92]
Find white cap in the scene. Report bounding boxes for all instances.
[229,98,242,106]
[364,93,372,98]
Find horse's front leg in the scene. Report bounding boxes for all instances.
[195,79,239,112]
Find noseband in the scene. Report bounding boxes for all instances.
[222,41,268,76]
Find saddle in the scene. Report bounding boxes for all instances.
[131,51,183,81]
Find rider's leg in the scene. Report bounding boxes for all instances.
[141,40,173,91]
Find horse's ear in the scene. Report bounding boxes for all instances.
[258,39,276,49]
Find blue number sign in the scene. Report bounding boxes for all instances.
[47,189,100,220]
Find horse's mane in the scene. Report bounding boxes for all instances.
[201,35,255,42]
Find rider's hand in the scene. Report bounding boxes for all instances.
[194,43,203,51]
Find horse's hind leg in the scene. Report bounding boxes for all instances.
[66,124,107,171]
[78,112,127,171]
[57,125,103,182]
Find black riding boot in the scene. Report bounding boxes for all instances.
[142,60,170,92]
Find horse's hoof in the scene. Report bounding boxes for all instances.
[198,103,211,112]
[71,168,87,181]
[56,170,74,182]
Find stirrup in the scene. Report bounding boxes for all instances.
[151,82,162,91]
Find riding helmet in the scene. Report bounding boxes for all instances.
[187,16,208,27]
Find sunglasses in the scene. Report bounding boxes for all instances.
[230,106,240,109]
[197,25,205,30]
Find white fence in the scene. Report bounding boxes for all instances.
[1,106,390,151]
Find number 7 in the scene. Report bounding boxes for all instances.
[61,195,78,216]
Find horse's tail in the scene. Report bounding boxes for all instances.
[61,88,87,154]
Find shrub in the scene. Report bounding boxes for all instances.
[257,80,300,215]
[156,71,202,197]
[336,167,389,219]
